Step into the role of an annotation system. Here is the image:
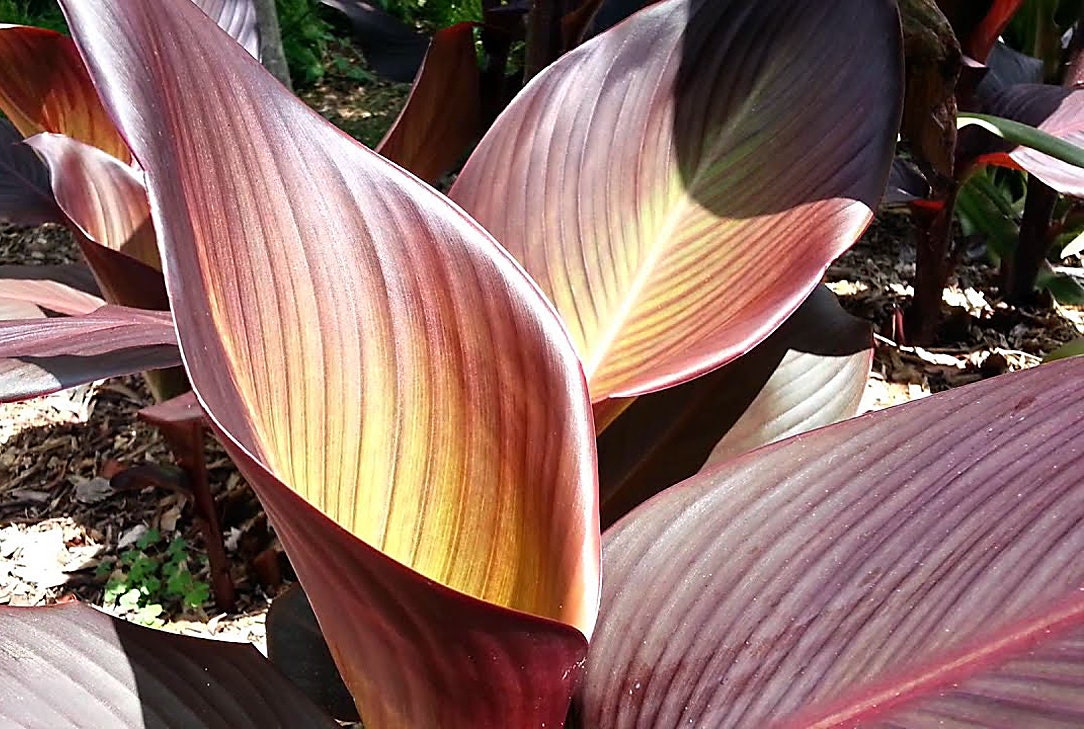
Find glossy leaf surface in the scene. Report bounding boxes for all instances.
[376,22,481,183]
[0,119,63,226]
[577,358,1084,728]
[26,133,159,269]
[61,0,598,725]
[596,286,871,526]
[451,0,902,401]
[195,0,259,58]
[0,602,338,728]
[0,274,103,314]
[0,25,130,161]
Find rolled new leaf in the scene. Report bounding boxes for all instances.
[376,22,481,184]
[60,0,599,726]
[0,602,338,727]
[450,0,902,401]
[576,358,1084,728]
[0,119,63,226]
[596,286,872,526]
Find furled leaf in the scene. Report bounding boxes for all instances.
[575,358,1084,728]
[976,84,1084,196]
[596,286,871,527]
[937,0,1025,62]
[0,25,130,162]
[376,22,481,183]
[0,305,177,356]
[883,157,931,207]
[26,133,159,269]
[0,119,63,226]
[61,0,599,726]
[450,0,902,401]
[0,602,338,727]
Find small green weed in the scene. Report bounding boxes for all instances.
[97,528,211,627]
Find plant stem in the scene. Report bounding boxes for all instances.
[1002,176,1057,304]
[908,184,959,345]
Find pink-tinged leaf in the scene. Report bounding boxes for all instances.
[376,22,481,183]
[0,25,131,162]
[0,305,176,357]
[575,358,1084,728]
[0,119,63,226]
[61,0,598,725]
[981,84,1084,196]
[26,133,159,271]
[0,276,104,315]
[194,0,259,59]
[596,286,872,527]
[0,263,100,296]
[0,602,338,727]
[450,0,902,401]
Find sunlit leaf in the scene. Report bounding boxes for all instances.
[0,602,338,727]
[576,358,1084,728]
[61,0,599,725]
[451,0,902,400]
[596,286,871,526]
[0,305,176,357]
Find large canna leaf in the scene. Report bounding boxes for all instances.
[978,84,1084,196]
[596,286,872,527]
[450,0,902,401]
[60,0,599,726]
[0,119,63,226]
[0,602,338,728]
[376,22,481,184]
[0,305,177,357]
[0,24,130,162]
[575,358,1084,728]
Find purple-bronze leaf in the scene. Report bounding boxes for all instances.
[0,602,338,728]
[981,84,1084,196]
[596,286,872,527]
[0,119,63,226]
[575,358,1084,728]
[0,274,104,315]
[194,0,259,58]
[0,305,176,357]
[61,0,598,726]
[451,0,902,401]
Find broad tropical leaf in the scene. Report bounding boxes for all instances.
[0,119,63,226]
[376,22,481,183]
[0,271,103,315]
[0,602,338,727]
[0,24,130,162]
[0,305,177,356]
[576,358,1084,728]
[596,286,871,526]
[196,0,259,58]
[26,133,158,269]
[451,0,902,401]
[978,84,1084,196]
[61,0,599,726]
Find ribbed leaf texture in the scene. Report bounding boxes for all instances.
[596,286,871,526]
[451,0,902,400]
[576,358,1084,728]
[0,603,338,728]
[60,0,599,726]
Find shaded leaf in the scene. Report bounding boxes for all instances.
[266,584,360,722]
[376,22,481,183]
[883,157,931,207]
[976,40,1044,99]
[596,286,871,527]
[319,0,429,82]
[978,84,1084,196]
[61,0,599,725]
[0,602,338,727]
[0,24,131,162]
[576,358,1084,728]
[451,0,902,401]
[937,0,1025,62]
[1044,335,1084,361]
[0,119,63,226]
[0,347,182,403]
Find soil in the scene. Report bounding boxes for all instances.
[1,40,1083,685]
